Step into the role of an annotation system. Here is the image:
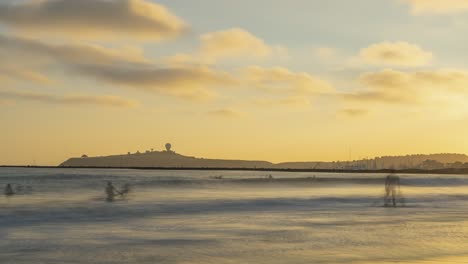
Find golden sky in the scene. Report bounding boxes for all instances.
[2,0,468,165]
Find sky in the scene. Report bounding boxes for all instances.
[2,0,468,165]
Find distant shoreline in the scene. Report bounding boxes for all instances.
[2,165,468,175]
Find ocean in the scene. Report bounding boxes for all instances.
[1,167,468,264]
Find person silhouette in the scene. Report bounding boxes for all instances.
[106,181,116,202]
[384,175,400,207]
[5,184,14,196]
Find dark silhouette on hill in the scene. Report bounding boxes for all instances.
[59,147,468,171]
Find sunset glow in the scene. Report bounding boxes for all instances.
[2,0,468,165]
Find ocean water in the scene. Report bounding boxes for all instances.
[1,168,468,264]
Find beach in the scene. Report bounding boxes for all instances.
[2,167,468,264]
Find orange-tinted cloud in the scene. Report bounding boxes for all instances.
[208,108,245,118]
[360,68,468,91]
[0,98,14,105]
[339,108,369,117]
[0,67,53,85]
[0,34,234,101]
[0,90,138,108]
[0,34,147,66]
[241,66,334,95]
[342,91,413,104]
[344,68,468,104]
[75,64,233,101]
[0,0,187,41]
[199,28,274,61]
[164,28,288,64]
[358,42,432,67]
[253,96,312,108]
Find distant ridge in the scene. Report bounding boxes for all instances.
[60,150,468,170]
[60,150,272,169]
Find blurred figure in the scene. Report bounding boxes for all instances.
[384,175,400,207]
[121,183,131,196]
[5,184,14,196]
[106,181,117,202]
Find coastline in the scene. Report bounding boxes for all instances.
[2,165,468,175]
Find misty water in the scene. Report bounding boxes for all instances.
[2,168,468,264]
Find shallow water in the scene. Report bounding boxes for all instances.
[1,168,468,263]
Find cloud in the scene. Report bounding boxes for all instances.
[343,68,468,104]
[342,91,413,104]
[75,63,234,101]
[0,98,14,105]
[0,67,53,85]
[162,53,199,67]
[0,0,187,41]
[401,0,468,15]
[0,90,138,108]
[241,66,334,95]
[0,34,234,101]
[253,96,311,108]
[199,28,274,61]
[339,108,369,117]
[358,42,432,67]
[208,108,245,118]
[0,34,147,66]
[360,68,468,91]
[164,28,288,64]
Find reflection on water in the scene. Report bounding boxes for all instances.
[1,168,468,264]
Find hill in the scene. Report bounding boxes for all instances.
[60,151,273,168]
[60,150,468,170]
